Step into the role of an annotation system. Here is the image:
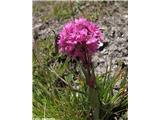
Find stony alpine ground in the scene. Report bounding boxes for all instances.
[33,1,128,75]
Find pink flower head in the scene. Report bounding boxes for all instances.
[58,17,103,60]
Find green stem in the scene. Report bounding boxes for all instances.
[88,86,100,120]
[81,61,100,120]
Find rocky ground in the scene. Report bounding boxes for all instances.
[33,1,128,75]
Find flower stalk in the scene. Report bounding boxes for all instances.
[81,57,100,120]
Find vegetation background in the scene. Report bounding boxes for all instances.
[32,1,128,120]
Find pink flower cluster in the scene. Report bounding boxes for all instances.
[58,17,103,60]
